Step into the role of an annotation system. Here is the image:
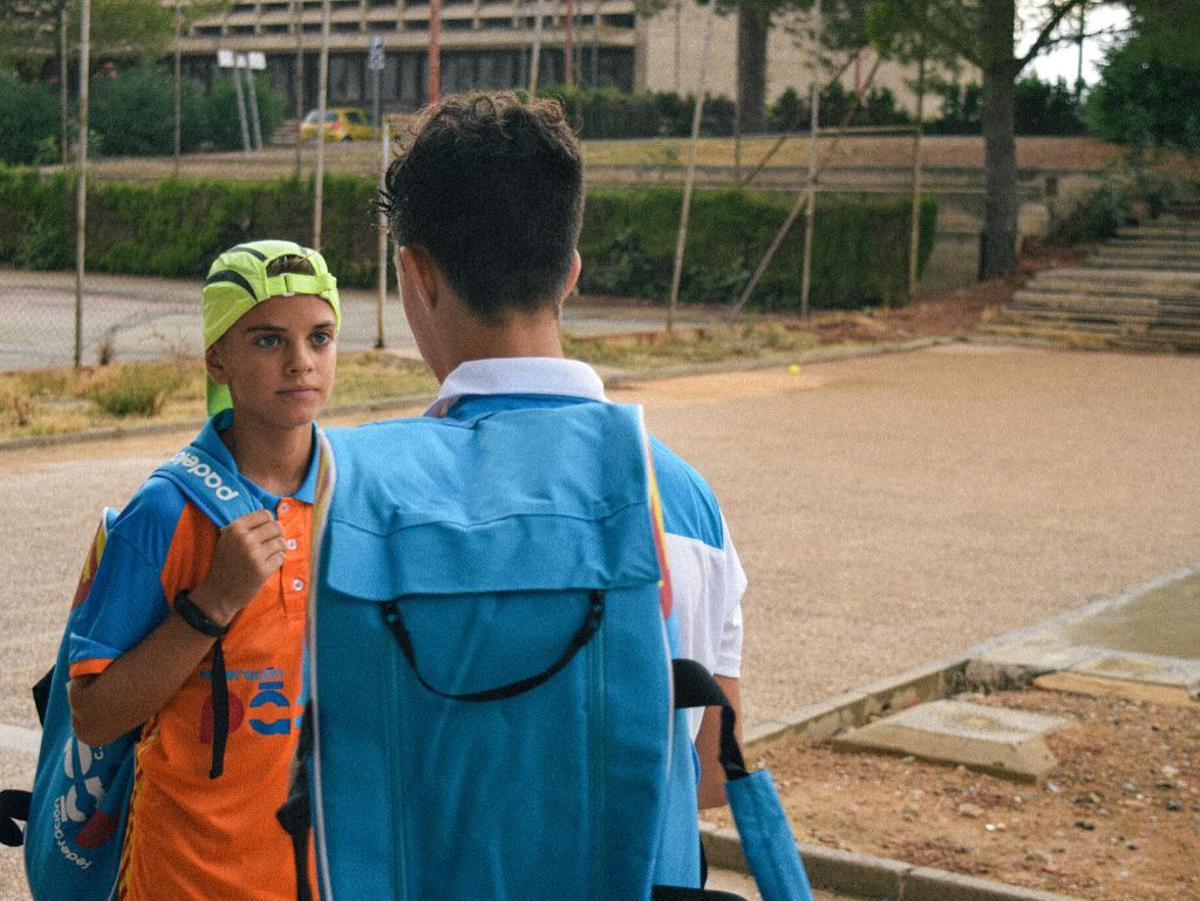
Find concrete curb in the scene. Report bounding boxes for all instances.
[701,824,1077,901]
[1,336,962,452]
[743,559,1200,757]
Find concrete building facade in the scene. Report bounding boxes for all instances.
[178,0,940,119]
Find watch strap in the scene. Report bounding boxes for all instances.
[175,590,228,638]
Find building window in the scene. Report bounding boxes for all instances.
[444,18,474,29]
[262,23,291,33]
[194,25,222,37]
[603,13,635,28]
[480,18,513,28]
[333,21,362,32]
[330,53,365,101]
[229,24,256,35]
[368,19,398,30]
[405,19,429,30]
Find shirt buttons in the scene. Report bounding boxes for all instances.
[278,501,291,515]
[286,538,298,551]
[292,578,305,592]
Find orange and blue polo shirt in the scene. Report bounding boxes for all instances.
[68,409,318,901]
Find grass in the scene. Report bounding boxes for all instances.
[0,323,836,440]
[0,353,439,441]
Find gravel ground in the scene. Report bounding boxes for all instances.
[2,343,1198,898]
[709,689,1200,899]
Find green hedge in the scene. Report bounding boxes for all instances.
[580,188,937,309]
[0,169,936,310]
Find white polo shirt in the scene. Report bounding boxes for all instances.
[426,357,746,735]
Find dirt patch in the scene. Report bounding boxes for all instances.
[705,689,1199,899]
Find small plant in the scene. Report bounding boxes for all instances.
[1,389,34,427]
[88,362,187,418]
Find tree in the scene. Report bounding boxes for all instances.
[1087,1,1200,152]
[867,0,1107,278]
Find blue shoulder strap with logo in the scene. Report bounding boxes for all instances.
[150,442,262,526]
[5,439,269,901]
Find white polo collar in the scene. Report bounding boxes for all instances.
[424,357,608,417]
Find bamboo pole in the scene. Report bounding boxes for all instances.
[74,0,90,369]
[528,0,544,93]
[798,0,822,319]
[173,1,182,176]
[244,60,265,151]
[313,0,331,249]
[727,56,884,320]
[666,0,718,335]
[565,0,574,85]
[429,0,441,101]
[591,0,601,87]
[59,4,68,165]
[294,0,304,178]
[908,50,926,301]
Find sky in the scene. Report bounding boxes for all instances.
[1024,3,1132,87]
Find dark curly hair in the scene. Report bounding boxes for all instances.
[380,93,584,324]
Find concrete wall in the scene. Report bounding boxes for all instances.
[638,1,971,116]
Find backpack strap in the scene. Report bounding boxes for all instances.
[152,442,265,779]
[150,443,262,528]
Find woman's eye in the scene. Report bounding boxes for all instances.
[255,335,282,348]
[311,331,333,346]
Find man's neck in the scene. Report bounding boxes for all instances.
[435,307,565,382]
[222,418,312,498]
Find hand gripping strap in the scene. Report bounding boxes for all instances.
[152,443,263,780]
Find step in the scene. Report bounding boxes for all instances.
[979,323,1200,352]
[1092,242,1200,256]
[1033,267,1200,286]
[1021,281,1200,302]
[1087,257,1200,273]
[1114,229,1200,243]
[1011,292,1200,316]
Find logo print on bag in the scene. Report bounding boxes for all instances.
[53,739,118,865]
[167,451,241,503]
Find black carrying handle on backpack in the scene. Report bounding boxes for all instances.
[278,700,315,901]
[648,658,752,901]
[381,589,606,703]
[0,666,55,848]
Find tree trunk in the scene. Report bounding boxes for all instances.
[979,0,1018,278]
[737,7,768,134]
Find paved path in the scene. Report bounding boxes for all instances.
[0,269,703,371]
[2,343,1198,898]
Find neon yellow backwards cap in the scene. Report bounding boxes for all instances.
[202,239,341,415]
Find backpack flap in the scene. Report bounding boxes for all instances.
[309,405,680,901]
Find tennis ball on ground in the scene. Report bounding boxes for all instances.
[788,364,801,376]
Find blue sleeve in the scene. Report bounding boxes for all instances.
[68,479,187,677]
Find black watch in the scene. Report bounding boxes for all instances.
[174,590,229,638]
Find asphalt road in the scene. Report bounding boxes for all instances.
[2,343,1198,898]
[0,269,703,371]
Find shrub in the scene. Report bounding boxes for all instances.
[205,73,285,151]
[88,362,187,417]
[580,188,937,309]
[1088,35,1200,151]
[767,88,807,132]
[1013,76,1086,136]
[0,73,60,165]
[0,171,937,309]
[91,63,208,157]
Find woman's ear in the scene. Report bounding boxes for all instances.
[205,341,230,386]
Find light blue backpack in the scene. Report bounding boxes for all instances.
[281,403,812,901]
[0,443,262,901]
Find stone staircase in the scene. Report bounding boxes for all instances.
[981,209,1200,352]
